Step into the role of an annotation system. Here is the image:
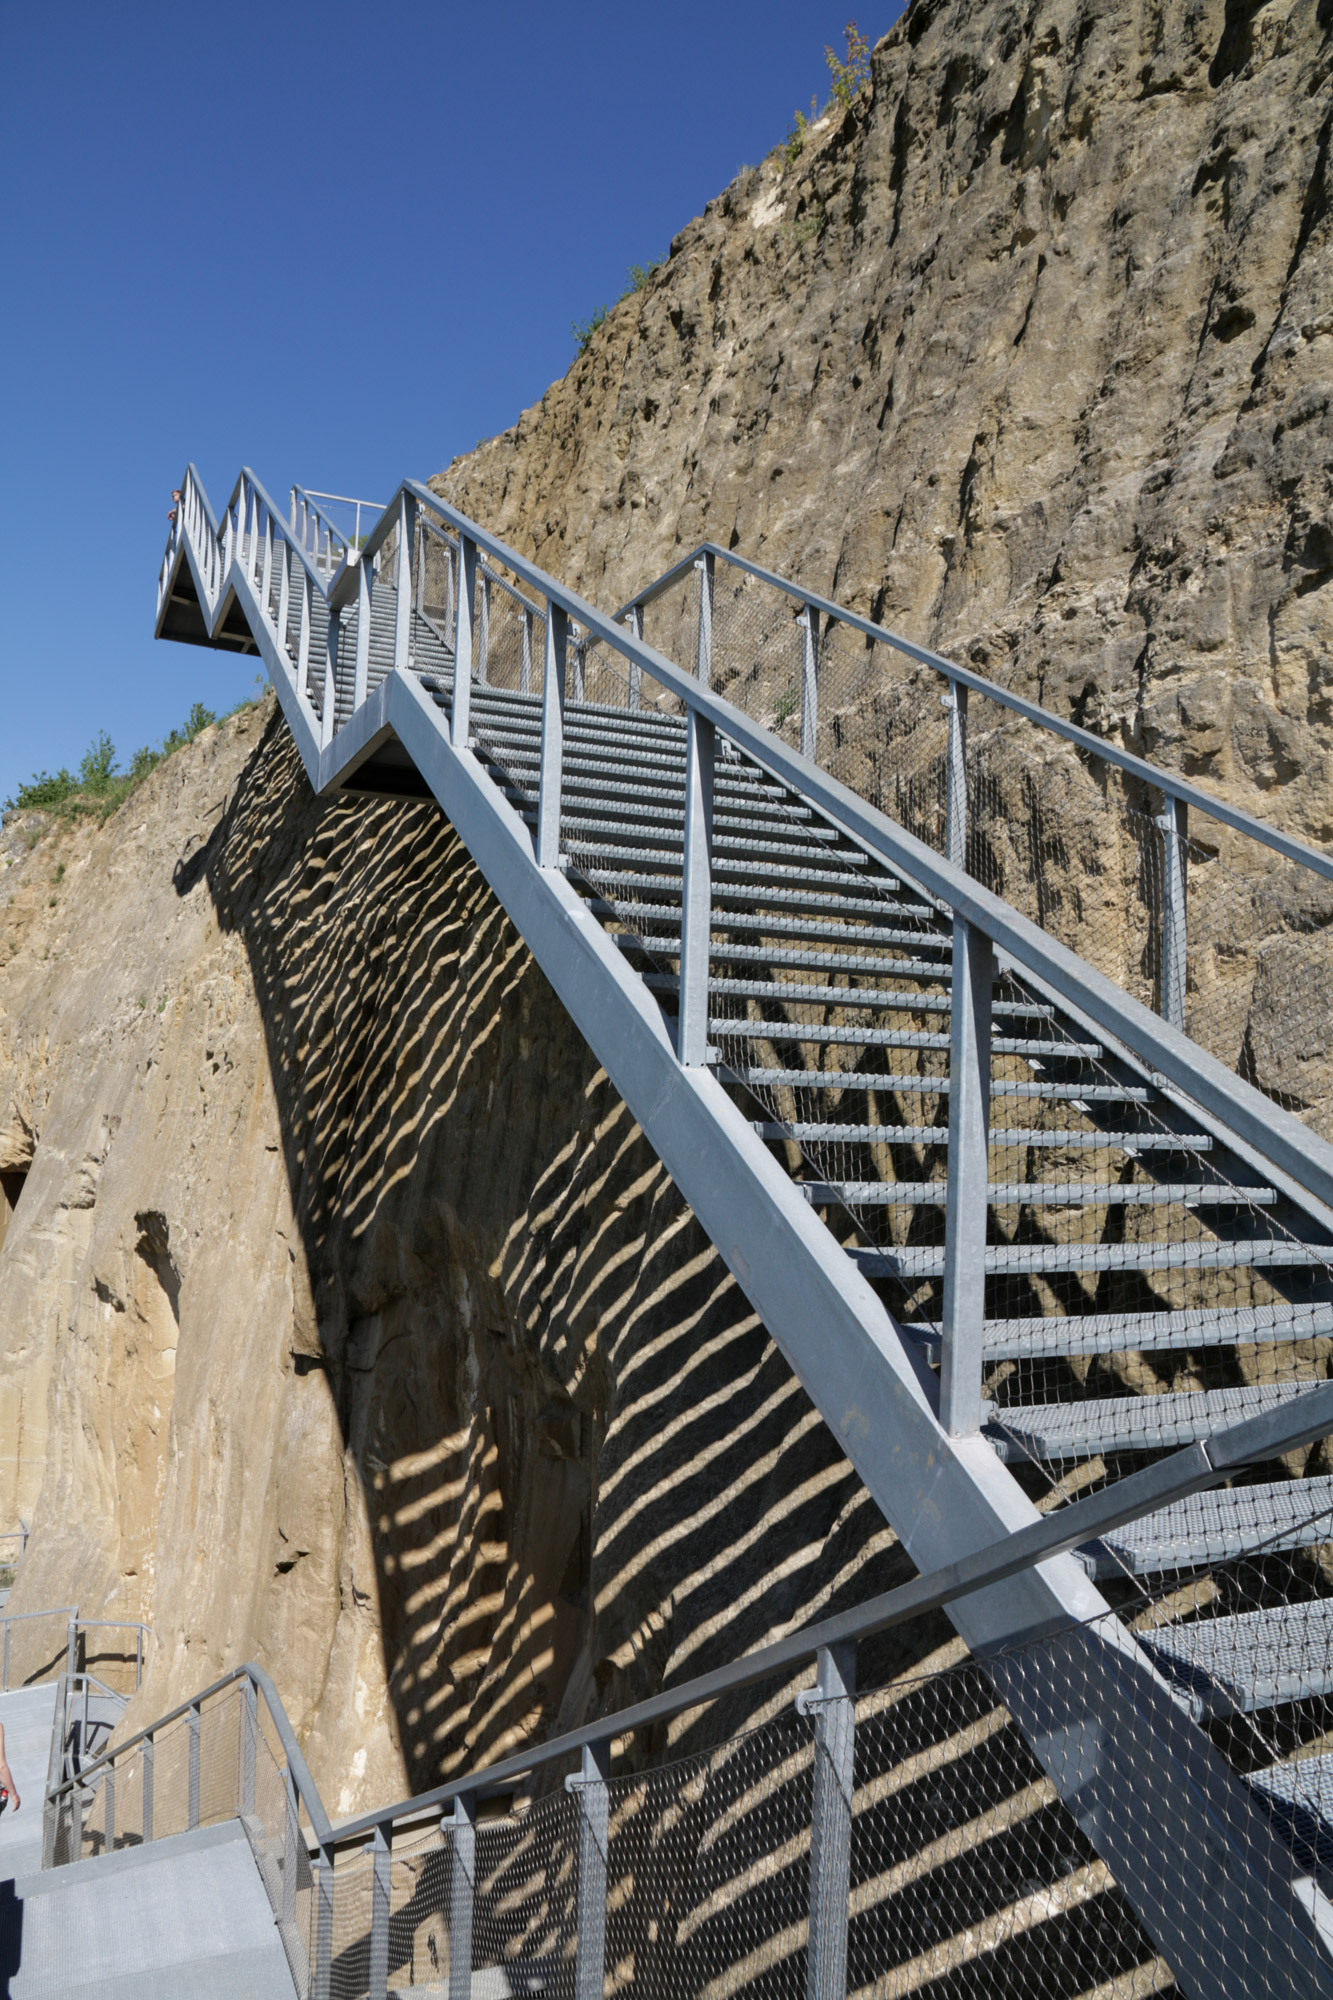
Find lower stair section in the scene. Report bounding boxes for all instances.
[0,1819,297,1999]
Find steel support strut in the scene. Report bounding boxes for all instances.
[799,1643,856,2000]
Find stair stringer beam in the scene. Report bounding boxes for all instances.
[167,500,1333,1998]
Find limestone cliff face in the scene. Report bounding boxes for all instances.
[435,0,1333,844]
[0,706,905,1813]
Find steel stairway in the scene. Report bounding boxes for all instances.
[154,467,1333,1997]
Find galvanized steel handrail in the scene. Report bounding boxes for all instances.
[44,1657,332,1842]
[326,1378,1333,1843]
[618,540,1333,886]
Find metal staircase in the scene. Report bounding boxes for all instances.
[152,465,1333,1996]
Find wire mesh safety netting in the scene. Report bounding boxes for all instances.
[52,1591,1333,1998]
[638,556,1333,1144]
[0,1612,73,1693]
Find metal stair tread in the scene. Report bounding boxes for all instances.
[800,1179,1273,1207]
[1076,1476,1333,1578]
[1139,1596,1333,1715]
[983,1381,1321,1458]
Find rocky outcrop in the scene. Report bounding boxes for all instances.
[435,0,1333,847]
[0,706,910,1813]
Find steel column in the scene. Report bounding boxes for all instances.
[452,537,477,748]
[696,552,715,686]
[395,494,416,671]
[446,1793,476,2000]
[800,1642,856,2000]
[355,554,372,711]
[282,1768,299,1925]
[276,541,291,656]
[313,1843,335,2000]
[1158,793,1188,1031]
[368,1819,392,2000]
[241,1676,257,1815]
[940,915,993,1433]
[188,1703,201,1828]
[678,709,715,1065]
[945,680,968,871]
[569,1742,611,2000]
[800,604,820,760]
[322,610,341,751]
[297,568,312,702]
[537,604,568,869]
[628,603,644,708]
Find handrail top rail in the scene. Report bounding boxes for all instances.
[0,1606,78,1625]
[326,1382,1333,1841]
[45,1658,333,1845]
[173,465,1333,1216]
[616,540,1333,887]
[294,485,386,513]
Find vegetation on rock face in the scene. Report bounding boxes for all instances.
[5,698,253,823]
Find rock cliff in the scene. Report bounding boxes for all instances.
[0,707,908,1812]
[436,0,1333,845]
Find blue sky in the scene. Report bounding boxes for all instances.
[0,4,903,808]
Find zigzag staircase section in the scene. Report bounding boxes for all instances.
[156,466,1333,1997]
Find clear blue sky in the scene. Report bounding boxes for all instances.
[0,4,903,808]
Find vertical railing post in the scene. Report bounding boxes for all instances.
[800,1643,856,2000]
[572,630,586,703]
[368,1818,392,2000]
[313,1842,335,2000]
[71,1776,83,1860]
[104,1761,115,1855]
[446,1794,476,2000]
[142,1729,154,1843]
[322,610,341,751]
[520,608,534,696]
[276,540,291,657]
[223,493,236,572]
[628,602,644,709]
[66,1612,78,1678]
[800,603,820,759]
[247,484,261,586]
[945,680,969,870]
[394,493,416,672]
[261,508,274,619]
[678,708,716,1066]
[538,604,568,869]
[452,536,477,748]
[695,552,715,687]
[354,551,372,711]
[282,1768,299,1926]
[445,539,457,636]
[3,1620,8,1692]
[568,1741,611,2000]
[1158,792,1188,1032]
[297,567,312,702]
[241,1676,257,1815]
[478,571,491,686]
[135,1624,143,1691]
[289,487,298,531]
[940,916,993,1434]
[187,1702,201,1829]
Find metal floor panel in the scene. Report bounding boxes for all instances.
[4,1820,296,1998]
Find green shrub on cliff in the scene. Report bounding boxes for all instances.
[5,700,234,821]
